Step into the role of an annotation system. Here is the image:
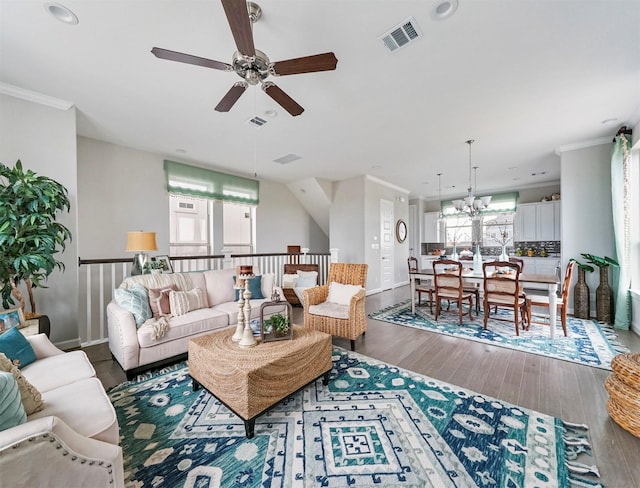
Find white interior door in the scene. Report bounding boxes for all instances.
[409,204,419,259]
[380,199,394,291]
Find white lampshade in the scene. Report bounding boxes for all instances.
[481,196,492,207]
[125,231,158,252]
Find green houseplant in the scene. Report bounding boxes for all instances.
[580,253,619,323]
[0,160,72,317]
[263,313,291,337]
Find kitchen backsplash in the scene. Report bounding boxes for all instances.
[422,241,560,257]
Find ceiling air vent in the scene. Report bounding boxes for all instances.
[246,115,268,128]
[379,16,422,53]
[273,153,302,165]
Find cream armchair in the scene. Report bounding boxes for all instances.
[303,263,368,350]
[0,334,124,488]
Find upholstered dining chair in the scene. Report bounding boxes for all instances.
[303,263,368,351]
[432,259,475,325]
[526,260,575,336]
[408,257,434,312]
[482,261,527,335]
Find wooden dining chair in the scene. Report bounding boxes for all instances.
[526,260,574,336]
[482,260,527,335]
[493,257,527,314]
[432,259,474,325]
[408,257,434,312]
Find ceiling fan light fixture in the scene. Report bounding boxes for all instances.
[44,2,78,24]
[431,0,458,21]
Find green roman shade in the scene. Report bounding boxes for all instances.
[441,191,519,216]
[164,160,259,205]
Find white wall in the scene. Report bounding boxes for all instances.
[330,176,366,265]
[560,143,615,314]
[0,94,79,345]
[255,179,328,253]
[77,137,324,258]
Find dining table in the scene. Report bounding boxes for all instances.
[409,267,561,338]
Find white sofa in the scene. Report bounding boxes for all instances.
[0,333,124,488]
[107,268,283,378]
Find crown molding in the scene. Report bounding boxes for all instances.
[0,82,74,111]
[554,136,611,156]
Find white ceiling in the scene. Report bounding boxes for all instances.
[1,0,639,201]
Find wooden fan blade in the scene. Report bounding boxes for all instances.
[271,52,338,76]
[151,47,232,71]
[221,0,256,57]
[262,82,304,116]
[215,82,248,112]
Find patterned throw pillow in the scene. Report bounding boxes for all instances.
[0,353,43,415]
[0,371,27,432]
[148,285,177,319]
[233,275,264,301]
[114,284,152,327]
[169,288,206,317]
[0,327,37,369]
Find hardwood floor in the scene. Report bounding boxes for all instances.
[86,285,640,487]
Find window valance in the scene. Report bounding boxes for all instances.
[441,191,519,216]
[164,160,259,205]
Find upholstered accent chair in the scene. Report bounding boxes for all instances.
[303,263,368,351]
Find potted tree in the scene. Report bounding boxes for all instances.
[0,160,72,319]
[580,253,619,323]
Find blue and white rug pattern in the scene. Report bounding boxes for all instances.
[109,348,603,487]
[369,300,627,370]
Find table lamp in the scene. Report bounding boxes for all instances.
[125,231,158,275]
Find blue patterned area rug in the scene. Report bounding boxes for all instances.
[369,300,627,370]
[110,348,604,487]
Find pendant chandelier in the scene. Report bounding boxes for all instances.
[452,139,491,219]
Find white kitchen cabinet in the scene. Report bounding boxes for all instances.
[423,212,441,243]
[514,201,561,242]
[519,257,560,290]
[514,204,537,241]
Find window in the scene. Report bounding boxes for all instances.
[442,192,518,248]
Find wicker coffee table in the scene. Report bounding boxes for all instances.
[188,325,332,438]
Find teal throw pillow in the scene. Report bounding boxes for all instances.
[0,371,27,431]
[0,327,36,369]
[233,275,264,301]
[114,284,152,327]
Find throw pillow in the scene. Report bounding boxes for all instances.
[327,282,363,306]
[169,288,206,317]
[282,273,298,289]
[114,284,152,327]
[0,372,27,432]
[233,275,264,301]
[0,353,43,415]
[148,285,177,318]
[296,270,318,288]
[0,327,37,369]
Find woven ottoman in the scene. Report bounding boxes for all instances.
[605,352,640,437]
[188,325,332,438]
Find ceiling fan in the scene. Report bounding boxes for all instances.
[151,0,338,116]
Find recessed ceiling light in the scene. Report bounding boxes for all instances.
[431,0,458,20]
[508,166,518,171]
[601,118,618,125]
[264,109,277,118]
[175,148,187,154]
[44,2,79,25]
[371,164,382,169]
